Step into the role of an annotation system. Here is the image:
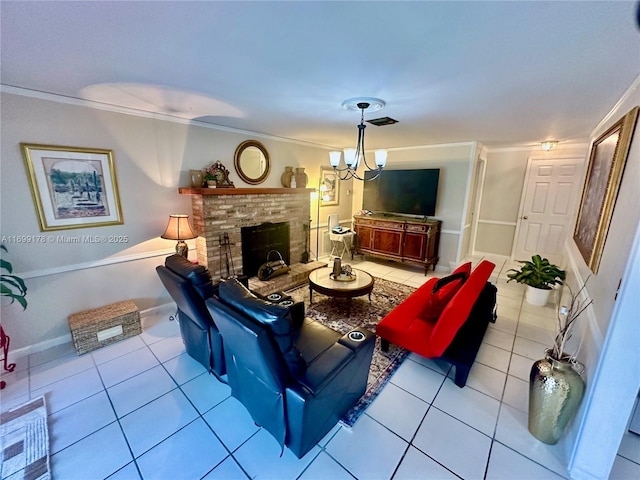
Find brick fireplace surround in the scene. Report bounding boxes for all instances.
[179,187,315,283]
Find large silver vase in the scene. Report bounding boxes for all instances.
[528,350,585,444]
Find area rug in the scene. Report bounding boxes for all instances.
[287,277,416,427]
[0,396,50,480]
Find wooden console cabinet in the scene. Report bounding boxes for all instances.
[353,214,441,274]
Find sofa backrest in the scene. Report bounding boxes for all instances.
[206,287,290,450]
[156,255,216,329]
[165,254,215,299]
[217,279,306,377]
[426,260,495,357]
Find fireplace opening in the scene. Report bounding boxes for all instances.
[241,222,290,278]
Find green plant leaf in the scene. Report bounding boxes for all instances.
[0,258,13,274]
[0,244,28,310]
[505,255,565,288]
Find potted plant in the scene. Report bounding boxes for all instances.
[203,171,217,188]
[1,244,27,388]
[1,245,27,309]
[528,279,592,444]
[506,254,566,306]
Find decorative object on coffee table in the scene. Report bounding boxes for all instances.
[287,276,414,426]
[528,279,592,444]
[308,266,373,303]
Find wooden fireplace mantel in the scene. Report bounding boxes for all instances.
[178,187,315,196]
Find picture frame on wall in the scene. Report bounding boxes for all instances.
[320,166,339,206]
[21,143,124,231]
[573,106,638,273]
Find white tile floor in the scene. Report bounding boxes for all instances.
[1,256,639,479]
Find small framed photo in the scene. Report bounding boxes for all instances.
[21,144,124,231]
[320,167,339,206]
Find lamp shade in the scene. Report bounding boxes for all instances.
[329,151,341,167]
[343,148,357,167]
[375,150,388,168]
[161,214,197,241]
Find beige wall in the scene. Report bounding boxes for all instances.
[350,142,476,267]
[0,92,329,351]
[477,144,588,257]
[565,79,640,478]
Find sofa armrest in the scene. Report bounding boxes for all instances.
[297,343,355,394]
[289,301,305,329]
[296,328,374,395]
[338,328,376,352]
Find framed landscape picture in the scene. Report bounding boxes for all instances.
[21,144,124,231]
[573,106,638,273]
[320,167,339,206]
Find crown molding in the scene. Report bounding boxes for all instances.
[0,84,336,150]
[487,142,589,153]
[590,73,640,137]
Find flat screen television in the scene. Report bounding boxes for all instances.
[362,168,440,217]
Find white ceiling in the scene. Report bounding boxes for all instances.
[2,1,639,150]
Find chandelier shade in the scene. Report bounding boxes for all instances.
[330,98,388,181]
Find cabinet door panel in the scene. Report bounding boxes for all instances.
[355,225,374,250]
[403,232,426,260]
[373,230,402,255]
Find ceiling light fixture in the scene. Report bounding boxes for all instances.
[329,97,388,181]
[540,141,559,151]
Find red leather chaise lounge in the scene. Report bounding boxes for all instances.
[376,260,497,387]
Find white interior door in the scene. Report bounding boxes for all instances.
[513,157,583,264]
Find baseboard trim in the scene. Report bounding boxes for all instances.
[6,302,176,361]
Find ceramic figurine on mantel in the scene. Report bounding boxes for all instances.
[295,167,308,188]
[281,166,294,188]
[189,170,204,188]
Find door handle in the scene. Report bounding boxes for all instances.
[521,216,528,220]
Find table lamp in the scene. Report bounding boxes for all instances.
[161,214,197,258]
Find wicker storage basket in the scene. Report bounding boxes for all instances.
[68,300,141,355]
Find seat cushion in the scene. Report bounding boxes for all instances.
[165,254,215,299]
[420,262,472,321]
[218,278,306,376]
[425,260,495,357]
[377,261,495,359]
[377,278,439,356]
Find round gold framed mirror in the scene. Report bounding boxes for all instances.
[234,140,270,185]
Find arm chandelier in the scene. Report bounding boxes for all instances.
[329,98,388,181]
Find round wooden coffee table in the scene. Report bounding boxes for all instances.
[308,267,374,303]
